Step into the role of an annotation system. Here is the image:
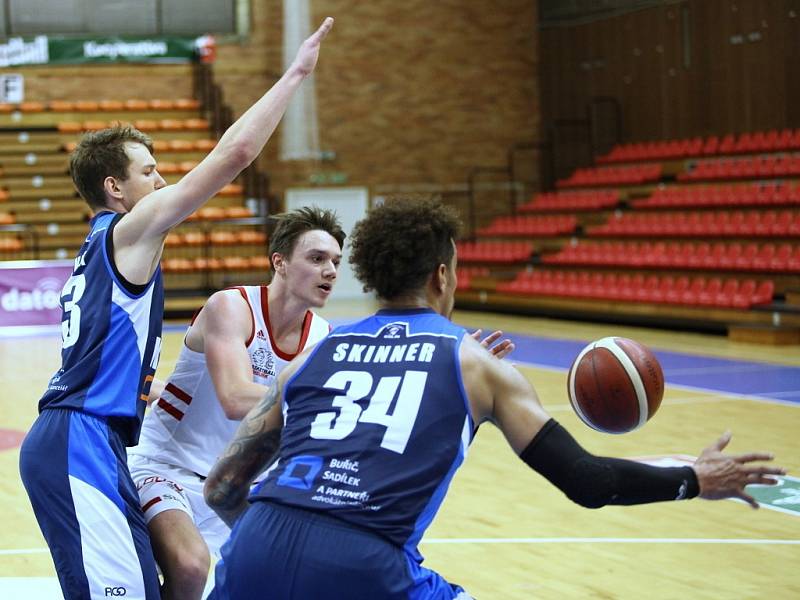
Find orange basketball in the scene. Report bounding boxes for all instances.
[567,337,664,434]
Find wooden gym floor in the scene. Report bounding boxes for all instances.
[1,298,798,599]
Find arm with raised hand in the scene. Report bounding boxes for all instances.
[115,18,335,279]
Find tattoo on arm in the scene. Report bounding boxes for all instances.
[205,385,283,526]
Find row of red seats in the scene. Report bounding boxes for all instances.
[496,270,774,309]
[677,155,800,182]
[162,255,270,273]
[57,118,210,133]
[62,139,216,153]
[185,205,252,221]
[588,210,800,237]
[517,190,619,213]
[477,215,577,237]
[556,164,661,189]
[456,241,533,264]
[634,182,800,209]
[165,230,266,248]
[597,130,800,164]
[543,241,799,272]
[0,98,200,113]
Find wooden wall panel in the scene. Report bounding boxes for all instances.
[541,0,800,144]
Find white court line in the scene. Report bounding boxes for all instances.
[0,548,48,555]
[664,364,790,375]
[420,537,800,545]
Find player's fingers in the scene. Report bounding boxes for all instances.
[737,491,759,509]
[309,17,334,42]
[744,464,786,477]
[482,331,503,347]
[747,474,781,486]
[734,451,774,463]
[708,430,732,453]
[314,17,333,41]
[470,329,482,341]
[492,341,515,360]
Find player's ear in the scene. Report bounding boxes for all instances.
[104,176,122,200]
[271,252,286,275]
[433,263,447,292]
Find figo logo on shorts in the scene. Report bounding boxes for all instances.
[104,587,126,596]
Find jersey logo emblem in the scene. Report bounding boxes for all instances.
[382,323,407,339]
[252,348,276,378]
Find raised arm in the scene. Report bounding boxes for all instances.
[114,18,334,281]
[198,290,271,420]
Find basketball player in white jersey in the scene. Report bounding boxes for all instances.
[128,207,345,599]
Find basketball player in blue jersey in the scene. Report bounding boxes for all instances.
[18,17,335,600]
[202,198,784,600]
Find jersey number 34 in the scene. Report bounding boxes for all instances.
[309,370,427,455]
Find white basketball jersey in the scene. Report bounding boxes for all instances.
[129,286,331,477]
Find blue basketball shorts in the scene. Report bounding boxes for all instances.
[209,500,473,600]
[19,408,160,599]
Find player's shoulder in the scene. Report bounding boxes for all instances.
[197,287,253,326]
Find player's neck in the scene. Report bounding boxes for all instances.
[266,284,309,339]
[380,292,435,313]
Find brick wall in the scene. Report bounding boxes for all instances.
[7,0,540,209]
[215,0,540,201]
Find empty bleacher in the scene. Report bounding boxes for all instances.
[0,98,270,315]
[455,128,800,339]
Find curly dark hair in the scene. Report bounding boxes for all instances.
[268,206,346,272]
[349,198,461,300]
[69,124,154,210]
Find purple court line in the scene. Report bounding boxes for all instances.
[7,321,800,405]
[460,329,800,406]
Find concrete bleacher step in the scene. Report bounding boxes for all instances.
[0,189,77,200]
[10,211,87,225]
[1,165,68,177]
[0,143,61,155]
[0,154,68,168]
[1,199,84,212]
[0,110,201,128]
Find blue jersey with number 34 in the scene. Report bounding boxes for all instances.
[253,308,473,554]
[38,211,164,446]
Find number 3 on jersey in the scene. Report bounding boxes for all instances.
[61,273,86,349]
[309,370,427,454]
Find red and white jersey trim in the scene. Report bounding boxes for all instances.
[129,285,330,477]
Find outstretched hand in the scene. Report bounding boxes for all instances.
[291,17,334,77]
[693,431,786,508]
[471,329,515,360]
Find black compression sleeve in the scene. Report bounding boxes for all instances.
[520,419,699,508]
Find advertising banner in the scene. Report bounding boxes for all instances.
[0,260,71,329]
[0,35,214,67]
